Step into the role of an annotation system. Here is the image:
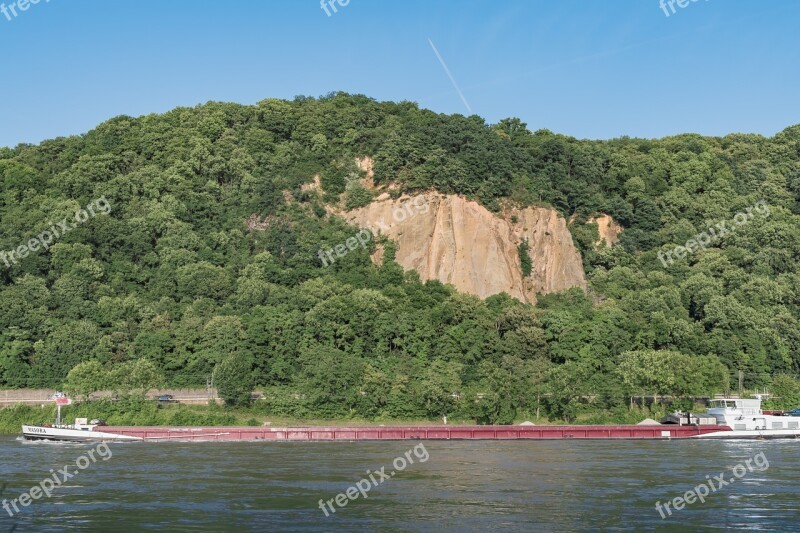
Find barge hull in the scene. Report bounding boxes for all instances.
[100,424,729,442]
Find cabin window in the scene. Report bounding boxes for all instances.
[734,424,747,431]
[789,421,799,429]
[772,422,784,430]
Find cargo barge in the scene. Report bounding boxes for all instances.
[61,423,726,442]
[22,396,800,442]
[21,421,730,442]
[21,423,728,442]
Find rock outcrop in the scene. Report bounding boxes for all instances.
[344,193,586,304]
[588,214,623,247]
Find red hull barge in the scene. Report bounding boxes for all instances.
[102,424,729,442]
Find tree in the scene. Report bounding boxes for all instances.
[176,262,233,301]
[64,361,109,400]
[0,331,33,388]
[616,350,680,398]
[465,360,517,425]
[213,353,256,406]
[109,358,164,397]
[765,374,800,410]
[616,350,729,400]
[544,361,591,422]
[31,321,107,386]
[413,360,463,418]
[299,344,364,417]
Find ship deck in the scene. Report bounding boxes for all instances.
[101,424,730,441]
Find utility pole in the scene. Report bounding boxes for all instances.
[738,370,744,398]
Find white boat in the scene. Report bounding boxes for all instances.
[693,397,800,439]
[21,420,141,443]
[21,393,141,443]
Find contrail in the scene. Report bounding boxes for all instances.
[428,38,473,114]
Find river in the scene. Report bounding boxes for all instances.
[0,436,798,531]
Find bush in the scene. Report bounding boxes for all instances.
[518,238,532,277]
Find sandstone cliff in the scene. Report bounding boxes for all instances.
[344,193,586,304]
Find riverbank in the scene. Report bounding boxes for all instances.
[0,397,672,435]
[0,402,476,435]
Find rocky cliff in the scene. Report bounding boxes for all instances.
[589,214,623,247]
[344,193,586,304]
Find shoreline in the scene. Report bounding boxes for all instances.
[0,394,676,436]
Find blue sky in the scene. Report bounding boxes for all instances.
[0,0,797,147]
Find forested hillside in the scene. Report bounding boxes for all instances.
[2,93,799,422]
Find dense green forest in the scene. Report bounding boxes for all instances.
[1,92,799,423]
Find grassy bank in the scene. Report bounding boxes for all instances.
[0,397,240,435]
[0,397,675,435]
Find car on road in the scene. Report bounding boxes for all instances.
[157,394,177,404]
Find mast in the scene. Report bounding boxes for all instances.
[54,393,71,427]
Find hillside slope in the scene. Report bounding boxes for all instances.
[1,92,799,422]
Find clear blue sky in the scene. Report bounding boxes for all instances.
[0,0,797,148]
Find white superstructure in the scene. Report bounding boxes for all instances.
[695,397,800,439]
[22,421,141,443]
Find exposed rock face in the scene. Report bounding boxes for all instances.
[344,193,586,304]
[589,214,623,247]
[356,156,375,189]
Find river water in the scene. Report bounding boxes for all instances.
[0,436,798,531]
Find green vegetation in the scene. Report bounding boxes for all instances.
[343,184,374,210]
[0,396,238,434]
[1,92,799,424]
[64,358,163,399]
[214,352,256,406]
[763,374,800,410]
[518,238,532,277]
